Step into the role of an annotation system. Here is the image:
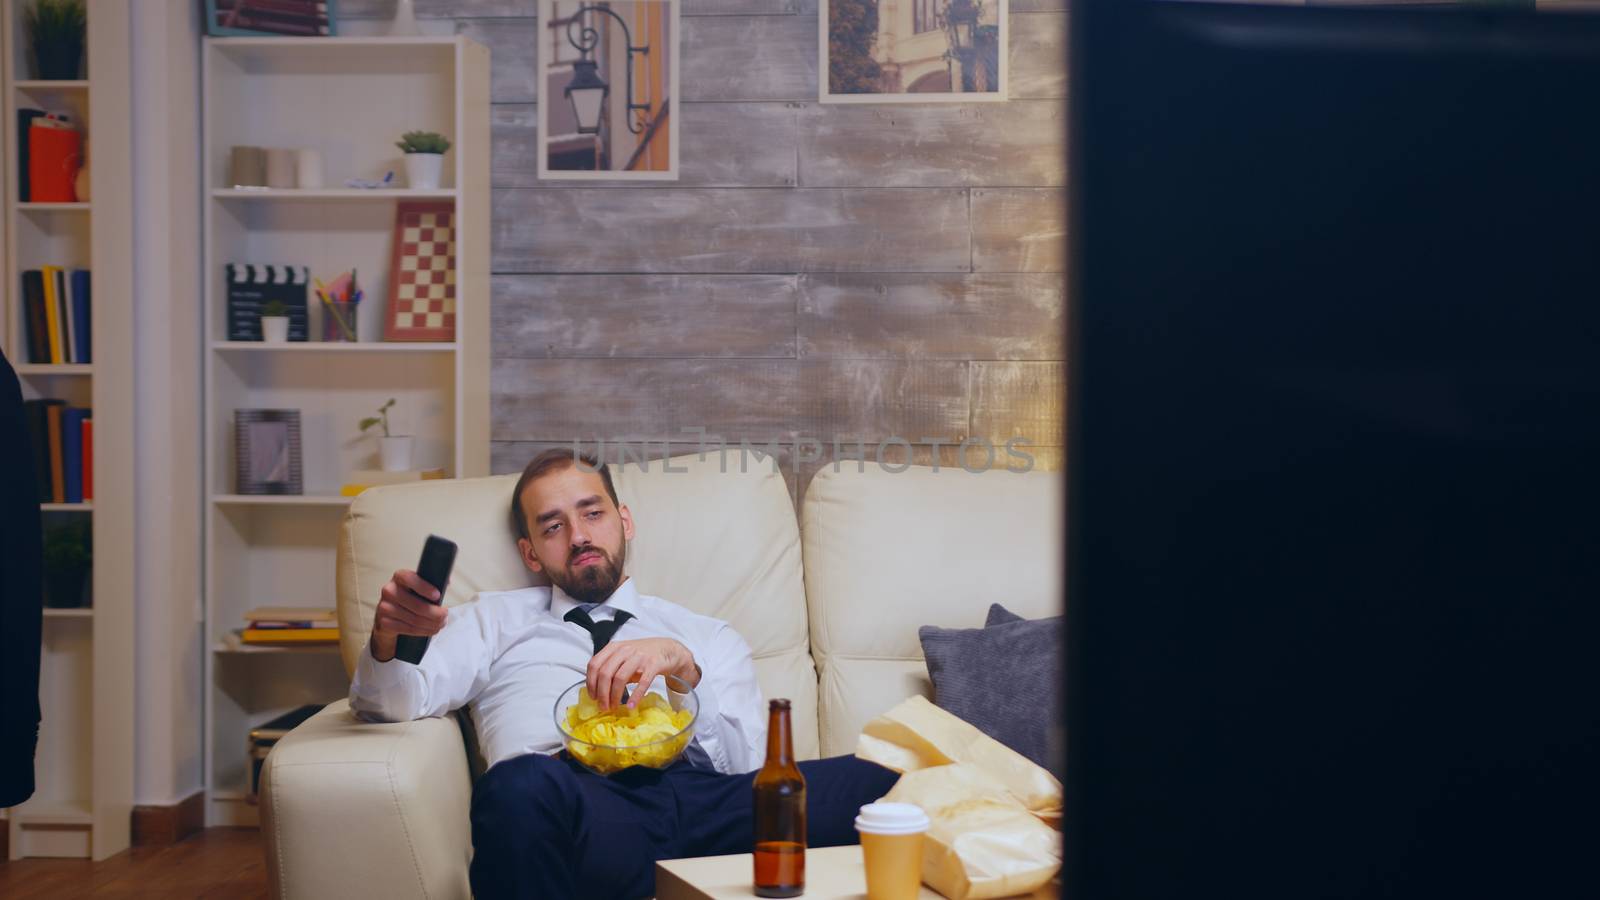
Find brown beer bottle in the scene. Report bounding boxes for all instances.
[753,698,806,897]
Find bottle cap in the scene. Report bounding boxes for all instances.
[854,802,930,835]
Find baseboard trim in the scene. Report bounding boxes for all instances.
[132,790,205,847]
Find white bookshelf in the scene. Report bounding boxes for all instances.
[1,0,134,860]
[212,340,458,354]
[201,34,490,827]
[212,188,458,201]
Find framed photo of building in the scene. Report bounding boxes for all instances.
[537,0,681,180]
[820,0,1008,103]
[234,410,303,496]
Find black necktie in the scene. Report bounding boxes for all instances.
[563,606,634,654]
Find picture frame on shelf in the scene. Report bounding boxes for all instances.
[536,0,681,180]
[819,0,1008,104]
[384,201,457,342]
[204,0,338,37]
[233,409,303,495]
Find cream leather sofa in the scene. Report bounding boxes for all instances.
[260,452,1061,899]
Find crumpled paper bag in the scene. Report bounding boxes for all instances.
[856,697,1062,899]
[856,695,1061,823]
[882,766,1061,900]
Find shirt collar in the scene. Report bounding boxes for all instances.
[549,575,639,621]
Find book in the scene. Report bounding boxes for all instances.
[244,606,335,623]
[211,1,332,37]
[59,268,76,364]
[22,270,48,363]
[62,408,87,504]
[82,417,93,501]
[42,265,62,364]
[70,270,91,363]
[22,399,59,502]
[339,468,448,496]
[46,402,64,503]
[56,269,70,363]
[248,704,326,744]
[248,703,328,798]
[16,109,42,202]
[240,627,339,644]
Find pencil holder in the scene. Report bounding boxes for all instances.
[322,301,359,342]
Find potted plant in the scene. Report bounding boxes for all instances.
[43,520,91,608]
[26,0,86,81]
[396,131,451,190]
[260,300,291,343]
[360,398,413,471]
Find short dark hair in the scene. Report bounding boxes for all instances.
[510,448,619,541]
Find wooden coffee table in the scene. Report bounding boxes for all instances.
[655,844,1057,899]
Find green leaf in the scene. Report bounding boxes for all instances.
[396,131,451,154]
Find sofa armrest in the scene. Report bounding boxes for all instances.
[260,699,474,900]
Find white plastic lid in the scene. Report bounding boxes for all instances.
[855,802,930,835]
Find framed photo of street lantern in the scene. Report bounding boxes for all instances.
[537,0,681,180]
[820,0,1008,103]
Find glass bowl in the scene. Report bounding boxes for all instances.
[553,674,699,775]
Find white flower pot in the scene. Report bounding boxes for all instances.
[380,436,414,472]
[404,152,444,190]
[389,0,423,36]
[261,316,290,343]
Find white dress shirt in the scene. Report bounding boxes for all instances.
[349,577,768,774]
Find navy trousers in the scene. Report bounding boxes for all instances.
[469,752,900,900]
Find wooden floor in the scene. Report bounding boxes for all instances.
[0,828,268,899]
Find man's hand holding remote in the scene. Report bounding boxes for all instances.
[370,568,448,662]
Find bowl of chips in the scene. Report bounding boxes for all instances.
[554,674,699,775]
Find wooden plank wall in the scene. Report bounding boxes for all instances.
[343,0,1067,506]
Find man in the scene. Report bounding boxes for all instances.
[0,349,43,808]
[350,448,898,899]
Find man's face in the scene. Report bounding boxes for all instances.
[515,462,634,605]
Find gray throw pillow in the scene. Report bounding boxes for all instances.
[986,603,1025,627]
[919,604,1062,770]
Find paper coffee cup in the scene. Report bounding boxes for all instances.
[856,802,930,900]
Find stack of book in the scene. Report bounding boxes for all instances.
[340,467,447,497]
[20,267,92,364]
[22,399,91,504]
[239,606,338,645]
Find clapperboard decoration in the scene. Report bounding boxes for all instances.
[227,264,310,342]
[385,201,457,342]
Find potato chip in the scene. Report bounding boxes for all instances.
[562,687,694,774]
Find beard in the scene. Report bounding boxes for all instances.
[547,541,626,606]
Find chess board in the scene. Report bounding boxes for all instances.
[385,201,457,341]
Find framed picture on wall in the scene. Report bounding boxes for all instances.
[234,410,303,495]
[204,1,338,37]
[536,0,681,180]
[820,0,1008,103]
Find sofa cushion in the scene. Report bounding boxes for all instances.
[336,450,820,760]
[803,464,1063,757]
[987,603,1024,626]
[919,604,1062,769]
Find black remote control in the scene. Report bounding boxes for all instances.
[394,534,458,665]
